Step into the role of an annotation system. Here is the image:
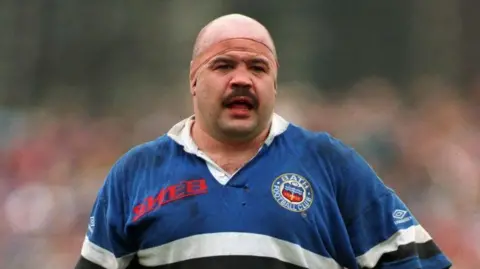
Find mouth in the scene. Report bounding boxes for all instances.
[224,96,255,110]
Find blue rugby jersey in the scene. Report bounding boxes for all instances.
[78,114,452,269]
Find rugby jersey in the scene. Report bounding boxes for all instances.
[77,113,451,269]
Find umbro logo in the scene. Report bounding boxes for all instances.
[392,209,412,225]
[88,217,95,233]
[392,209,407,220]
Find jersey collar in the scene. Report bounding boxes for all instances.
[167,113,289,155]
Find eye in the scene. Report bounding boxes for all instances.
[215,64,234,70]
[251,65,267,73]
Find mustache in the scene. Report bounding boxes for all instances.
[221,88,259,109]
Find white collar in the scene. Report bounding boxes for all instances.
[167,113,289,155]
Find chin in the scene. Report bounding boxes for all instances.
[220,122,258,138]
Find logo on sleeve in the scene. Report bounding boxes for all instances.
[393,209,412,224]
[271,173,313,212]
[88,216,95,234]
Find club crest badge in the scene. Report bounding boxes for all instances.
[271,173,313,212]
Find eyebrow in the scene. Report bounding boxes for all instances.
[209,56,271,67]
[209,56,236,66]
[248,58,270,67]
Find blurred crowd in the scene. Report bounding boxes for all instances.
[0,76,479,268]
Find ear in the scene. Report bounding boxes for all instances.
[272,69,278,92]
[190,79,197,96]
[189,60,196,96]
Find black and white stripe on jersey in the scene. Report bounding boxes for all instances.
[372,240,442,265]
[356,224,441,268]
[81,232,343,269]
[81,225,440,269]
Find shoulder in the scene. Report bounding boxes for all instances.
[97,135,182,209]
[117,135,175,168]
[114,135,183,170]
[283,124,352,162]
[282,124,375,189]
[104,135,178,187]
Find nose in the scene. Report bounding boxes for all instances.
[228,68,253,91]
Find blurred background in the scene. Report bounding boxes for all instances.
[0,0,479,268]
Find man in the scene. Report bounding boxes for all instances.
[76,14,452,269]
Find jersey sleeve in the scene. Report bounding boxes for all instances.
[79,159,136,269]
[328,135,452,269]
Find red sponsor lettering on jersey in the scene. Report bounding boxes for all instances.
[132,179,208,221]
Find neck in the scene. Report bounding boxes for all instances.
[191,120,271,156]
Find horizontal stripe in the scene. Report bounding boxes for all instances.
[137,232,342,269]
[75,256,108,269]
[81,236,134,269]
[141,255,308,269]
[376,240,441,264]
[356,224,432,268]
[76,255,316,269]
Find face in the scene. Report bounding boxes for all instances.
[192,50,277,141]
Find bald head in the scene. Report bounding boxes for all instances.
[192,14,276,60]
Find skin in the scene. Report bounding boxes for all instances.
[189,14,278,172]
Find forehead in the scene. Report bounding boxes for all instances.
[197,20,276,58]
[201,25,273,47]
[211,51,270,63]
